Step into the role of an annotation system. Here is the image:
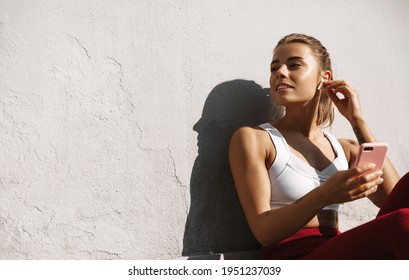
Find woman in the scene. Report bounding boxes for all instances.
[229,33,409,259]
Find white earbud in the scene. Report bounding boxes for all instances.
[317,78,324,90]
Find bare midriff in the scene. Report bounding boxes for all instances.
[304,210,338,229]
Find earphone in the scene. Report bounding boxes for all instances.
[317,78,325,91]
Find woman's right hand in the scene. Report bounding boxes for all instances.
[320,164,384,206]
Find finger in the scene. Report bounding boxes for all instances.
[350,176,383,197]
[344,165,380,188]
[349,178,383,200]
[324,81,357,96]
[324,80,349,89]
[325,86,356,102]
[326,88,341,102]
[324,80,345,91]
[356,169,383,184]
[348,164,376,177]
[348,169,382,192]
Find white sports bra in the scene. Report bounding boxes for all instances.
[259,123,349,212]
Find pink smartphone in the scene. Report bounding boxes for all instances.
[354,143,388,171]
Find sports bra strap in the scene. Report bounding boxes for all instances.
[323,131,349,166]
[259,123,291,177]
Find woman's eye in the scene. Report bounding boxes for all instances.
[270,63,301,73]
[289,63,301,69]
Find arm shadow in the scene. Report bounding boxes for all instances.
[182,79,282,258]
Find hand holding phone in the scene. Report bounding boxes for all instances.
[354,143,388,171]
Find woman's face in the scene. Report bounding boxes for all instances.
[270,43,322,107]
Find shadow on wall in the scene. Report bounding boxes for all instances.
[182,79,282,257]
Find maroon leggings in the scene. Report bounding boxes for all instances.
[262,172,409,260]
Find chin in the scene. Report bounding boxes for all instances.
[273,96,291,106]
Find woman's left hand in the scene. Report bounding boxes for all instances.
[324,80,364,125]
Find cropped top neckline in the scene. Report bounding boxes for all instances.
[268,124,340,175]
[259,122,349,211]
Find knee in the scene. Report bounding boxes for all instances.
[389,209,409,231]
[397,172,409,186]
[391,208,409,220]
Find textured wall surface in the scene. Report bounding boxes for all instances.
[1,0,409,259]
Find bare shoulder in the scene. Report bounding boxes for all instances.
[338,138,359,165]
[229,125,272,160]
[230,125,268,144]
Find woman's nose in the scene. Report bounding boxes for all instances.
[275,64,288,78]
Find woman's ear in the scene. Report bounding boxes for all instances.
[322,70,332,82]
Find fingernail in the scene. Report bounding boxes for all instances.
[369,164,376,169]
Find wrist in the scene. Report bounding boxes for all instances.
[351,118,376,144]
[314,183,330,209]
[349,115,366,127]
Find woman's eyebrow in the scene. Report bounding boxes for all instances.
[271,56,305,65]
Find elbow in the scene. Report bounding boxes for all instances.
[255,234,276,248]
[252,226,278,248]
[250,212,283,247]
[258,238,274,248]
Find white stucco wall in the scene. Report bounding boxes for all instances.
[1,0,408,259]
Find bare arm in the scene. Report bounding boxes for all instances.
[229,126,380,246]
[229,127,326,246]
[325,80,400,207]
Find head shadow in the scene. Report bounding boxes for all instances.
[182,79,282,257]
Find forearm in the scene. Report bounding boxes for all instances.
[352,118,375,144]
[253,187,326,247]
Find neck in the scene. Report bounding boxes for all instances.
[279,99,322,138]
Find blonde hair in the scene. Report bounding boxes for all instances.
[274,33,334,127]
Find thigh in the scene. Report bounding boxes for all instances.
[377,172,409,217]
[303,209,409,260]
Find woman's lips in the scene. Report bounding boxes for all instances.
[276,83,294,92]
